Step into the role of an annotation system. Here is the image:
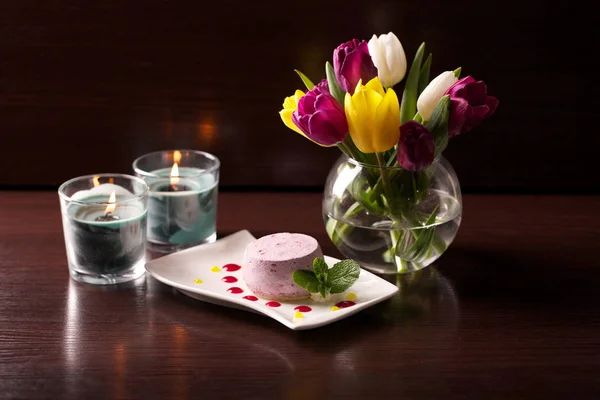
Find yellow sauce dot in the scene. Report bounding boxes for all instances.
[330,306,340,312]
[210,266,220,272]
[294,312,304,319]
[193,279,203,284]
[346,293,357,301]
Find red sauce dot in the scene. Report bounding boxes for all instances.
[265,301,281,307]
[243,296,258,301]
[335,301,356,309]
[294,306,312,313]
[222,276,238,283]
[227,287,244,294]
[222,264,242,272]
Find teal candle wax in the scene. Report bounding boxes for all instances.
[64,184,147,276]
[145,167,218,246]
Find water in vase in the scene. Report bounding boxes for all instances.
[324,192,461,274]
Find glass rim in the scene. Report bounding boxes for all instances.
[132,149,221,178]
[58,173,149,206]
[344,153,443,170]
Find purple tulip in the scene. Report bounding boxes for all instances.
[315,78,329,93]
[292,82,348,146]
[333,39,378,94]
[397,121,435,171]
[444,76,499,138]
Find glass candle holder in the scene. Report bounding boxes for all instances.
[58,174,148,285]
[133,150,220,253]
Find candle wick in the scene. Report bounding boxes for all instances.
[96,211,120,222]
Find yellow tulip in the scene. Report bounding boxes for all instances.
[279,90,305,135]
[344,77,400,153]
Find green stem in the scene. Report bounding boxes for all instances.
[343,136,361,161]
[375,152,392,202]
[376,152,404,220]
[389,230,410,273]
[331,151,449,274]
[337,142,351,158]
[377,152,414,272]
[386,147,398,167]
[431,229,448,254]
[326,202,364,248]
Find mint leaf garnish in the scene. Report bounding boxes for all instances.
[292,257,361,299]
[327,259,361,294]
[313,257,328,283]
[292,270,319,293]
[318,282,331,299]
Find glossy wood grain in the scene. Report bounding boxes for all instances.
[0,1,596,191]
[1,192,599,399]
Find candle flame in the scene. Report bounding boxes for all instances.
[170,162,180,186]
[93,176,100,187]
[105,191,116,214]
[173,150,182,164]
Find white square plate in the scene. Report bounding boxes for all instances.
[145,230,399,330]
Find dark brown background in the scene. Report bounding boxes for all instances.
[0,0,595,192]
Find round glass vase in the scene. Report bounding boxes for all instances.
[322,154,462,274]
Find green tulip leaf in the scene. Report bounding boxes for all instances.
[412,169,431,202]
[326,61,346,105]
[425,95,450,154]
[418,53,432,97]
[395,205,439,261]
[453,67,462,79]
[294,69,315,90]
[400,42,426,124]
[352,176,385,214]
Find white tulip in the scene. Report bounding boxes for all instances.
[417,71,458,121]
[367,32,407,88]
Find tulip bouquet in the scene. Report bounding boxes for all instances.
[280,33,498,273]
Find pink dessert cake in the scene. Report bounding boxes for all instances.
[243,232,323,300]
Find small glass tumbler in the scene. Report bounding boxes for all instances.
[58,174,148,285]
[133,150,220,253]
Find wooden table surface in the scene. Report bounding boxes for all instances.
[1,192,599,399]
